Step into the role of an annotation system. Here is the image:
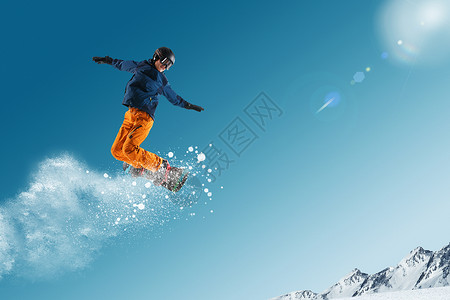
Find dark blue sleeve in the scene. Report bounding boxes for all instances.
[162,84,188,108]
[111,59,141,73]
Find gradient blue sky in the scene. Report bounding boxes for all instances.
[1,0,450,299]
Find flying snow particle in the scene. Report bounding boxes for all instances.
[145,182,151,188]
[86,170,90,174]
[188,146,194,152]
[132,181,137,186]
[207,169,212,173]
[397,40,403,45]
[204,188,209,193]
[136,203,145,210]
[207,192,212,197]
[197,152,206,162]
[103,173,109,178]
[168,152,174,158]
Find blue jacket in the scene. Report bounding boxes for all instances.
[111,59,188,120]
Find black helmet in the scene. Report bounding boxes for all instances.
[152,47,175,69]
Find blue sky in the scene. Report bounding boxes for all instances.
[1,0,450,299]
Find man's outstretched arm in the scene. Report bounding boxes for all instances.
[162,84,204,112]
[92,56,139,73]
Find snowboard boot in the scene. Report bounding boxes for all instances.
[123,162,145,177]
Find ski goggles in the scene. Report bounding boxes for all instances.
[160,57,173,69]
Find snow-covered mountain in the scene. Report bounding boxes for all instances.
[337,286,450,300]
[323,269,369,298]
[272,243,450,300]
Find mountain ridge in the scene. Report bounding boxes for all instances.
[272,243,450,300]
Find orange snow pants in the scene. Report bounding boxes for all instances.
[111,107,163,172]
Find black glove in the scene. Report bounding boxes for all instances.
[185,102,204,112]
[93,56,113,65]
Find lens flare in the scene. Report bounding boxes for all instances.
[377,0,450,65]
[315,91,341,114]
[316,97,335,114]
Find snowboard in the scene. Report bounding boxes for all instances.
[123,162,189,193]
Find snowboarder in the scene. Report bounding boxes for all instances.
[93,47,204,191]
